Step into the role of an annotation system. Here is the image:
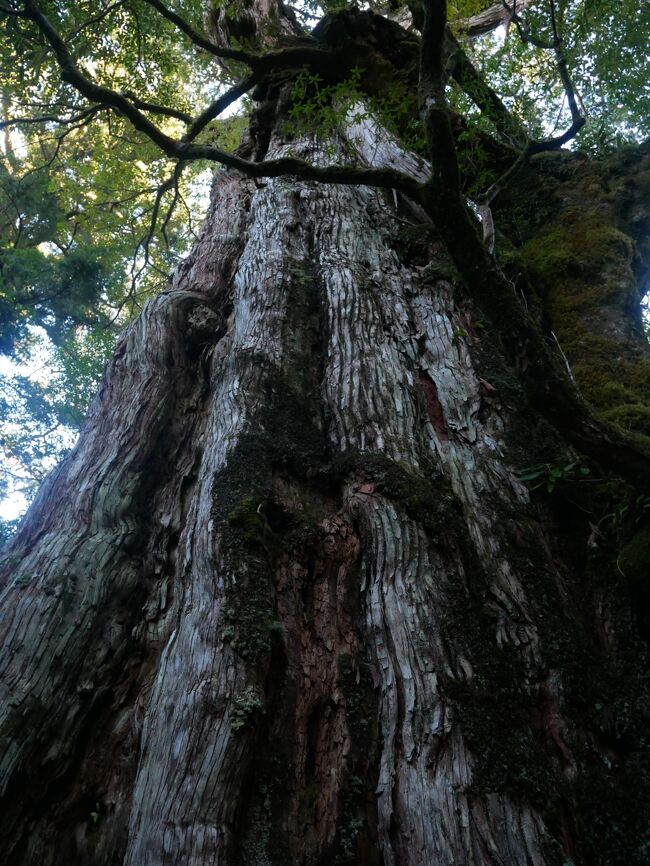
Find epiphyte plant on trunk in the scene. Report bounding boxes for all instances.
[1,1,650,865]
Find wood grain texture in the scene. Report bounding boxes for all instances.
[0,107,646,866]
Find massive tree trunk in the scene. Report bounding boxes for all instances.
[1,12,650,866]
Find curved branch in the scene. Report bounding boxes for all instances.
[23,1,422,202]
[122,93,192,125]
[140,0,333,75]
[139,0,252,63]
[184,73,258,143]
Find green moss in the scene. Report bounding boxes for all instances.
[420,255,460,284]
[338,654,374,753]
[521,205,650,437]
[523,212,633,280]
[231,686,265,732]
[236,784,274,866]
[333,654,376,864]
[227,496,267,548]
[330,450,462,539]
[210,311,329,661]
[604,403,650,437]
[619,526,650,604]
[393,222,433,265]
[211,430,274,665]
[441,562,565,812]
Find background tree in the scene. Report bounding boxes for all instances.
[0,2,649,865]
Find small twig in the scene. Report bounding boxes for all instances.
[550,330,575,383]
[475,146,529,249]
[69,1,124,40]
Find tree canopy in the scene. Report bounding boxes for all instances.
[1,0,649,529]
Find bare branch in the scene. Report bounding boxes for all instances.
[123,92,192,125]
[184,73,258,143]
[460,0,534,38]
[140,0,333,75]
[69,1,124,40]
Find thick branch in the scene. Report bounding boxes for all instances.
[140,0,333,75]
[446,29,528,148]
[420,0,448,92]
[22,0,422,201]
[460,0,534,37]
[184,74,258,143]
[186,145,424,198]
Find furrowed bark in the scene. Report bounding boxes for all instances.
[1,7,649,866]
[1,83,649,866]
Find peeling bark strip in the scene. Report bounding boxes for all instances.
[1,78,650,866]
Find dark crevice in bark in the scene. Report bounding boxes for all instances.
[1,296,230,863]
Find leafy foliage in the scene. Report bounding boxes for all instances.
[515,459,590,492]
[0,0,250,527]
[287,66,426,155]
[462,0,650,151]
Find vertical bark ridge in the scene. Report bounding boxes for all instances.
[124,152,321,866]
[0,104,645,866]
[0,171,254,864]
